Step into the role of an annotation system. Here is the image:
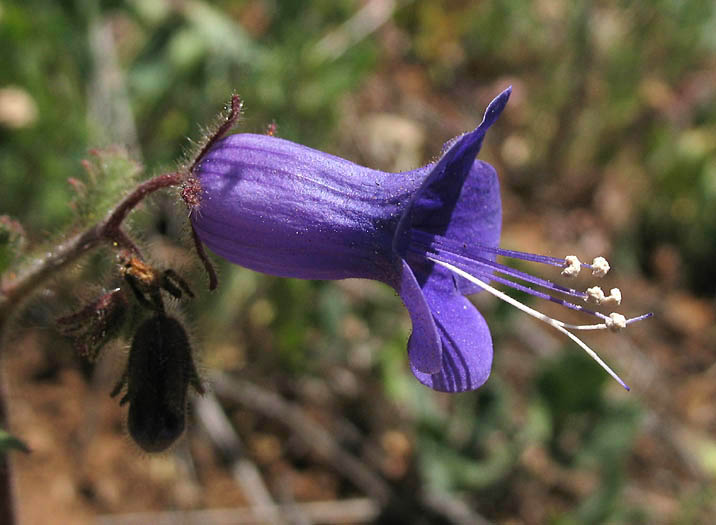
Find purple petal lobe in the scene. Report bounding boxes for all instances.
[402,160,501,294]
[410,291,493,393]
[398,260,442,374]
[481,86,512,129]
[394,87,510,257]
[449,160,502,295]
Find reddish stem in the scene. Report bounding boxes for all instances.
[104,172,182,232]
[0,172,183,321]
[189,94,242,174]
[190,224,218,291]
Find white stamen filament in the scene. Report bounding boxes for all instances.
[428,257,631,391]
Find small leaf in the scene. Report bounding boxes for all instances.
[0,429,30,454]
[73,147,143,223]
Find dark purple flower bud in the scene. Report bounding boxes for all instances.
[191,88,651,393]
[112,314,204,452]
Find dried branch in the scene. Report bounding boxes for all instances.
[209,372,495,525]
[193,391,286,525]
[96,498,379,525]
[208,372,392,506]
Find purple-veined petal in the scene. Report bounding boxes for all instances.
[393,87,510,257]
[397,259,442,374]
[442,160,502,295]
[410,290,493,393]
[402,160,501,295]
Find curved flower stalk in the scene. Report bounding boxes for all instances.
[189,88,651,393]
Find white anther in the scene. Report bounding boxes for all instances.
[601,288,622,306]
[561,255,582,278]
[606,312,627,332]
[591,257,610,278]
[585,286,605,304]
[585,286,622,306]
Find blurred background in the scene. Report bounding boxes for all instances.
[1,0,715,523]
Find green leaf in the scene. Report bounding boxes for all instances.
[0,429,30,454]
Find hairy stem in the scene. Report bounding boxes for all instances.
[0,172,182,328]
[0,172,183,525]
[189,94,242,174]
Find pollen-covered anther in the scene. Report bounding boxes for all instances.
[606,312,627,332]
[561,255,582,278]
[602,288,622,306]
[585,286,605,304]
[591,256,610,278]
[585,286,622,306]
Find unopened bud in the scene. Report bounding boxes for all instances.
[113,315,204,452]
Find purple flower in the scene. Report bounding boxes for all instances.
[190,88,650,393]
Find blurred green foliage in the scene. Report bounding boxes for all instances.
[0,215,25,274]
[0,0,377,233]
[0,428,29,454]
[1,0,714,523]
